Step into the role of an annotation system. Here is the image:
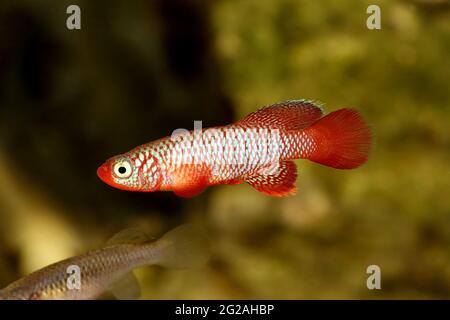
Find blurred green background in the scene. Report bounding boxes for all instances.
[0,0,449,299]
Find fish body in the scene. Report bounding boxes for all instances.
[97,100,371,197]
[0,225,208,300]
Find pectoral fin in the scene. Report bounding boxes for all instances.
[108,271,141,300]
[171,164,210,198]
[245,161,297,196]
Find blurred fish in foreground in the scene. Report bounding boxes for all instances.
[0,224,210,300]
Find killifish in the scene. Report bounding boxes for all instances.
[0,224,209,300]
[97,100,371,197]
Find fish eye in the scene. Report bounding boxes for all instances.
[113,161,132,178]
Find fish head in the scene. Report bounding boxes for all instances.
[97,150,162,192]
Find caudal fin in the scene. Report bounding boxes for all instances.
[306,108,371,169]
[156,224,210,269]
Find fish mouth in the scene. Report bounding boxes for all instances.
[97,162,111,184]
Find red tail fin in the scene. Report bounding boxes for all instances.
[306,108,371,169]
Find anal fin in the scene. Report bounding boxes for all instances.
[245,161,297,196]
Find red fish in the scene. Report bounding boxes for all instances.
[97,100,371,197]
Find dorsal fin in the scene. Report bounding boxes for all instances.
[107,228,152,246]
[237,100,324,130]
